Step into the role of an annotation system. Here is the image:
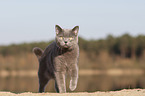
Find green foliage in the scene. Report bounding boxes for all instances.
[0,41,53,56]
[0,34,145,58]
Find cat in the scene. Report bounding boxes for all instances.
[33,25,79,93]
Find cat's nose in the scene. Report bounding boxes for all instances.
[64,41,67,44]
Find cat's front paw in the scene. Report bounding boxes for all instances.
[69,84,77,91]
[69,80,77,91]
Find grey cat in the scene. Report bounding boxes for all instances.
[33,25,79,93]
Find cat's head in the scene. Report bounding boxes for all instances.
[55,25,79,49]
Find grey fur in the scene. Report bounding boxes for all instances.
[33,47,44,60]
[33,25,79,93]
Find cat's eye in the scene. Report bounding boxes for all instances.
[59,37,63,40]
[69,37,73,40]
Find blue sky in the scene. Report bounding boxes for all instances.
[0,0,145,45]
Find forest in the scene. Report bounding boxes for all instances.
[0,33,145,70]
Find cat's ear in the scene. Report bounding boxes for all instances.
[55,25,62,35]
[72,26,79,36]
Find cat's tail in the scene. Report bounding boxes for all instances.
[33,47,44,60]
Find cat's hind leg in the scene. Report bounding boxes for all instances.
[38,76,49,93]
[55,80,59,93]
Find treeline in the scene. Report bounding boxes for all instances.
[79,34,145,59]
[0,41,53,56]
[0,34,145,59]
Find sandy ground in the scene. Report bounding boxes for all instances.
[0,89,145,96]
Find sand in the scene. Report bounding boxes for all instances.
[0,89,145,96]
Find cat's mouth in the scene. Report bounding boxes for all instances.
[61,43,72,49]
[63,44,69,48]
